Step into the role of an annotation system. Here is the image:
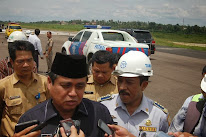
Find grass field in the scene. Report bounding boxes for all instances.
[20,23,206,51]
[152,32,206,51]
[21,23,84,32]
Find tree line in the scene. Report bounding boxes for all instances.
[1,20,206,34]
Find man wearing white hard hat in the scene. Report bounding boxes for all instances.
[0,31,37,79]
[101,51,170,137]
[168,65,206,136]
[25,30,31,38]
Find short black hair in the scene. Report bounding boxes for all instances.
[91,50,115,68]
[48,72,58,84]
[202,65,206,76]
[139,76,149,85]
[113,53,122,65]
[35,29,40,35]
[9,40,35,61]
[47,31,52,35]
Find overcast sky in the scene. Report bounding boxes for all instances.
[0,0,206,26]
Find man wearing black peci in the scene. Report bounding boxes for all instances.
[17,52,113,137]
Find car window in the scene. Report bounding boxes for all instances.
[9,26,21,29]
[73,31,83,42]
[102,32,124,41]
[133,31,151,39]
[81,31,92,42]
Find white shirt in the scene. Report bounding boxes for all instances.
[101,94,170,137]
[28,34,43,57]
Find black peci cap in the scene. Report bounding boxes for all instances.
[51,52,87,78]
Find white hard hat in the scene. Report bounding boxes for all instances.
[113,51,153,77]
[201,75,206,92]
[7,31,27,43]
[25,30,31,36]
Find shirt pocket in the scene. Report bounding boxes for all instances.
[36,90,47,103]
[5,97,23,114]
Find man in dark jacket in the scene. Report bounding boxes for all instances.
[17,53,113,137]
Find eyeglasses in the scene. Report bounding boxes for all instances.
[15,58,34,65]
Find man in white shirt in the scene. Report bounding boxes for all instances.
[28,29,43,71]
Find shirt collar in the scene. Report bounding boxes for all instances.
[87,74,117,86]
[11,72,37,85]
[45,99,60,121]
[115,94,150,116]
[74,98,89,116]
[46,98,89,121]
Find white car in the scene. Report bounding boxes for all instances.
[61,25,150,63]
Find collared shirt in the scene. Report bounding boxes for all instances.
[168,94,206,136]
[45,38,54,56]
[84,75,118,101]
[0,57,37,79]
[18,98,113,137]
[28,34,43,57]
[0,72,50,137]
[101,94,170,137]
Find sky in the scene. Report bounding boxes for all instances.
[0,0,206,27]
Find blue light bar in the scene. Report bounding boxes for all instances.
[84,25,111,29]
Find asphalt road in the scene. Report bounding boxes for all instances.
[0,32,205,119]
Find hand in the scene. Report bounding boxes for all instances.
[12,125,41,137]
[104,124,135,137]
[168,132,197,137]
[59,125,85,137]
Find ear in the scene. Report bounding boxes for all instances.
[47,76,52,91]
[10,59,14,67]
[141,81,148,91]
[112,64,116,71]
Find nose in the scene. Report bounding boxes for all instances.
[118,80,127,91]
[22,61,29,67]
[97,73,104,78]
[68,86,77,97]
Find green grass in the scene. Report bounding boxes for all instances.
[21,23,84,32]
[152,32,206,51]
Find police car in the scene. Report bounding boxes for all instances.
[61,25,150,64]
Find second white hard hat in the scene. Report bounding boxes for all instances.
[113,51,153,77]
[7,31,27,43]
[25,30,31,37]
[201,75,206,93]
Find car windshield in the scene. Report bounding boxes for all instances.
[102,32,124,41]
[133,31,151,39]
[10,26,21,29]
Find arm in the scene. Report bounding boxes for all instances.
[47,39,53,55]
[104,124,135,137]
[36,39,43,58]
[168,132,197,137]
[168,96,193,132]
[159,112,170,133]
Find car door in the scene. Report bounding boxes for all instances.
[69,31,92,55]
[69,31,83,55]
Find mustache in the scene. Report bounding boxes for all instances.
[119,90,130,95]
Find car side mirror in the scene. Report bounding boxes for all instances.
[68,37,73,41]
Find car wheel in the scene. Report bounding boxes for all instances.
[62,48,66,54]
[88,58,92,75]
